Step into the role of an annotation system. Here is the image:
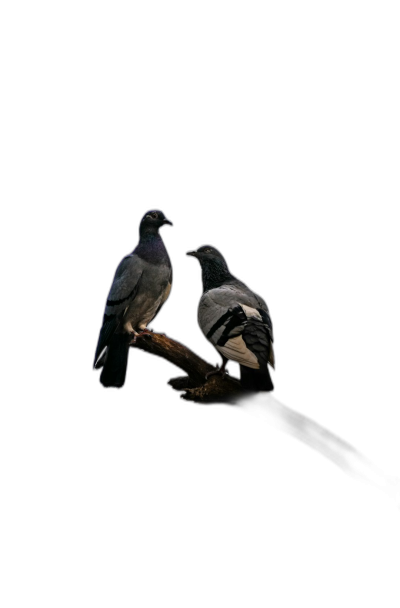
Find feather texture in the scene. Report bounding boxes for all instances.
[94,210,172,387]
[189,245,274,392]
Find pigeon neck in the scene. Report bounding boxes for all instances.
[139,224,160,240]
[201,259,234,292]
[136,230,169,263]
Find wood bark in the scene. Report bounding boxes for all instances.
[130,335,400,504]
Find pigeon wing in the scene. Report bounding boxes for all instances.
[94,255,144,367]
[199,284,274,369]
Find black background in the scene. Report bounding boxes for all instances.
[55,42,397,548]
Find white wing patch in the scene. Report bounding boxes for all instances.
[240,304,262,320]
[216,335,260,369]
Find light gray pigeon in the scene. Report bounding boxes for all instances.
[94,210,172,387]
[187,245,274,391]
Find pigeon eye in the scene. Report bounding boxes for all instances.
[204,248,212,253]
[152,212,158,218]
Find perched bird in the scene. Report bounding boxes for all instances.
[187,246,274,391]
[94,210,173,387]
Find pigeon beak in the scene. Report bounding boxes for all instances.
[186,251,198,257]
[162,218,173,226]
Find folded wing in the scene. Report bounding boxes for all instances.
[199,286,274,371]
[94,255,143,367]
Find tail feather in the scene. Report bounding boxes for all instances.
[94,313,120,368]
[94,349,107,369]
[240,365,274,392]
[100,333,130,388]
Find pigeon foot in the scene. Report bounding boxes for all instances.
[205,364,229,381]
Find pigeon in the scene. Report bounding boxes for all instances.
[94,210,173,387]
[187,245,274,391]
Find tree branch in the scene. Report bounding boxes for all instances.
[131,332,364,472]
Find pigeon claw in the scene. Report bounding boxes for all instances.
[205,366,229,381]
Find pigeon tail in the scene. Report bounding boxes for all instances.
[94,350,107,369]
[100,333,131,388]
[240,365,274,392]
[94,314,119,368]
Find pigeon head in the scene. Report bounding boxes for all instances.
[187,245,225,261]
[140,210,172,236]
[187,246,234,291]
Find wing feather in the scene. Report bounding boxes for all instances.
[94,255,144,367]
[199,286,274,370]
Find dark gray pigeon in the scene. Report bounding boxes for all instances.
[187,245,274,391]
[94,210,172,387]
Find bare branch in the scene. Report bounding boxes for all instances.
[131,332,364,471]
